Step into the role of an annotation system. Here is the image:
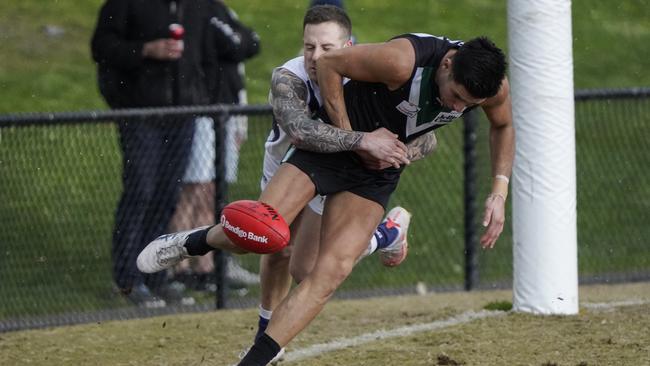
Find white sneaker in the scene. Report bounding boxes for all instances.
[137,226,210,274]
[378,207,412,267]
[270,347,286,365]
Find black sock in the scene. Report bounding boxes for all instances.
[184,226,215,256]
[255,316,269,342]
[238,333,281,366]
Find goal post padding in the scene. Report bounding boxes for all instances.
[508,0,578,314]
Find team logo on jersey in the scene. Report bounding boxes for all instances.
[396,100,421,118]
[432,110,463,124]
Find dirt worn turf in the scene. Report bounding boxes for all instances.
[0,282,648,365]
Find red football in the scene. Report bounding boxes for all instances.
[220,200,290,254]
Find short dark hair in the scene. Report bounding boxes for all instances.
[303,5,352,40]
[310,0,344,8]
[452,37,507,99]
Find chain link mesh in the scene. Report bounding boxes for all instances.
[1,91,648,331]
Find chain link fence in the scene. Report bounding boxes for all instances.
[1,89,649,331]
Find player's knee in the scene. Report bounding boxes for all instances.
[306,277,339,305]
[309,258,355,299]
[289,249,317,284]
[289,262,310,284]
[329,259,355,285]
[312,273,347,304]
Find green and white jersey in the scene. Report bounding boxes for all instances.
[328,33,468,143]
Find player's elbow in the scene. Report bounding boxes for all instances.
[288,135,306,148]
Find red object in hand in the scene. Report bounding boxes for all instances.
[220,200,290,254]
[169,23,185,40]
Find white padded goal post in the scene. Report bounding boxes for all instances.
[508,0,579,314]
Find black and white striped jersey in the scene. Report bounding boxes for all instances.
[322,33,468,143]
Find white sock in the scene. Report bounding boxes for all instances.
[357,236,378,262]
[367,235,378,255]
[259,305,273,320]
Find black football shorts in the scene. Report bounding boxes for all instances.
[284,147,403,209]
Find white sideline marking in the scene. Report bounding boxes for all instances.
[582,299,649,309]
[282,299,650,363]
[282,309,504,363]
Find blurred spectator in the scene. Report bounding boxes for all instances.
[91,0,218,307]
[169,0,261,291]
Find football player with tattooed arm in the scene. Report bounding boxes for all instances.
[137,5,436,361]
[234,32,513,366]
[255,6,437,360]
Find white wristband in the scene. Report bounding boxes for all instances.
[495,174,510,184]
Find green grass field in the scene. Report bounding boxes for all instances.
[0,0,649,321]
[0,282,648,365]
[1,0,649,112]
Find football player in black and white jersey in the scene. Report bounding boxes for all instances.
[313,33,513,249]
[255,6,439,361]
[236,31,513,366]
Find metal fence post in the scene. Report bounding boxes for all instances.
[463,109,479,291]
[213,112,229,309]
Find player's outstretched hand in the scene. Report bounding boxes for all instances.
[357,128,410,169]
[480,193,506,249]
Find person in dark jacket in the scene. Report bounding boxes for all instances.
[169,0,261,291]
[91,0,217,307]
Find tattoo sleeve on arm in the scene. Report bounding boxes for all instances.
[270,67,364,153]
[406,131,437,162]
